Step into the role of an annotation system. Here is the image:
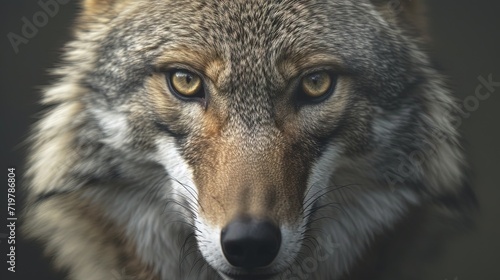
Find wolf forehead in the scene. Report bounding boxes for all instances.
[85,0,414,99]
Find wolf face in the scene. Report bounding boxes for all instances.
[24,0,473,279]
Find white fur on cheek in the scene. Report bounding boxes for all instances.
[155,137,199,209]
[156,138,236,276]
[92,108,131,149]
[156,138,229,275]
[304,143,342,217]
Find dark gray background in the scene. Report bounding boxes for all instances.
[1,1,499,279]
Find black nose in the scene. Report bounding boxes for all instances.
[221,217,281,269]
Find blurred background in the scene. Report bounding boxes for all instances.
[1,1,499,279]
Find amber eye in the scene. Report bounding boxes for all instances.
[169,70,203,98]
[301,71,335,99]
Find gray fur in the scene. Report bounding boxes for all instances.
[24,0,475,279]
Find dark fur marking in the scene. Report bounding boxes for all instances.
[33,190,75,205]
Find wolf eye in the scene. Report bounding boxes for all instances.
[299,71,337,102]
[168,70,203,98]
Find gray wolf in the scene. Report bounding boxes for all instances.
[23,0,476,279]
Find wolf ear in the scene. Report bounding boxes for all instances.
[370,0,427,34]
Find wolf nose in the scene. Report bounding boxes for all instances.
[221,217,281,269]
